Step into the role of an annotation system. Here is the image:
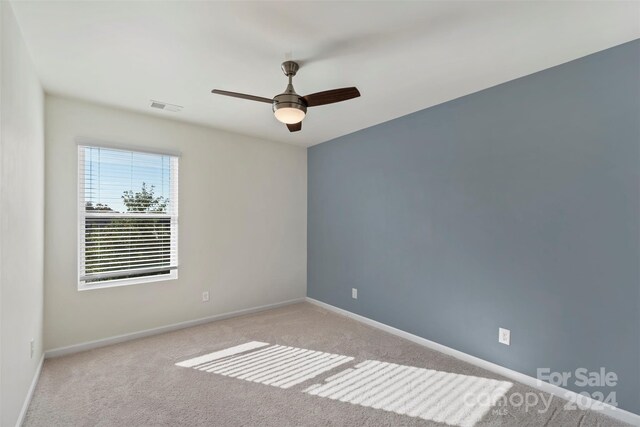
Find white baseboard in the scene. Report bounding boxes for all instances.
[45,298,305,358]
[15,354,45,427]
[306,297,639,426]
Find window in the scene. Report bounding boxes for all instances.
[78,145,178,290]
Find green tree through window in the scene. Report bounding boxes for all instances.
[121,183,168,213]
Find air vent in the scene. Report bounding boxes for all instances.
[150,100,183,112]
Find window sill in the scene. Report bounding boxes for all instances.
[78,271,178,291]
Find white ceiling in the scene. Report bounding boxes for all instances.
[10,1,640,147]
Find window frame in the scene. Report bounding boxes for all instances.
[77,142,179,291]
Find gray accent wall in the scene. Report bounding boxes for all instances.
[308,40,640,414]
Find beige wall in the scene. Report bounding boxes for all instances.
[44,96,307,351]
[1,3,45,426]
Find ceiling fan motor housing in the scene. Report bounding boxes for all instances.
[273,93,307,115]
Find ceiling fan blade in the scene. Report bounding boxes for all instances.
[286,122,302,132]
[303,87,360,107]
[211,89,273,104]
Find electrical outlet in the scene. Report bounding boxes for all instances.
[498,328,510,346]
[30,339,34,359]
[202,291,210,302]
[352,288,358,299]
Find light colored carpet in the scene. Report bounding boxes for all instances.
[25,302,627,426]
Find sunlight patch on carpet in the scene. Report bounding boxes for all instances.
[177,343,511,426]
[176,342,353,389]
[304,360,513,427]
[176,341,269,368]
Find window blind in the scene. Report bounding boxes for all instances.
[78,145,179,287]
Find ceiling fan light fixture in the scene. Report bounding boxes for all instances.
[273,93,307,124]
[274,106,306,124]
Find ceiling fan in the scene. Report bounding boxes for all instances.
[211,61,360,132]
